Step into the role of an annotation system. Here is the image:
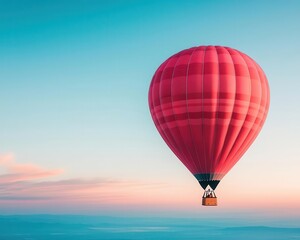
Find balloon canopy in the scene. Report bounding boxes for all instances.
[148,46,270,191]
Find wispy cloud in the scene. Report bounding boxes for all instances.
[0,153,63,183]
[0,153,168,207]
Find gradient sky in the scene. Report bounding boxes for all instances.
[0,0,300,218]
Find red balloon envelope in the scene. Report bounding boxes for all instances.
[148,46,270,195]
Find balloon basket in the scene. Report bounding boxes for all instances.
[202,189,217,206]
[202,197,217,206]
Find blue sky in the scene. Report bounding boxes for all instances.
[0,0,300,216]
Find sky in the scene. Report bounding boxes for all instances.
[0,0,300,218]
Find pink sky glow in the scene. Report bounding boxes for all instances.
[0,153,299,217]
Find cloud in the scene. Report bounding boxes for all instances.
[0,153,63,183]
[0,154,168,206]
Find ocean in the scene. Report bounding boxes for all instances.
[1,215,299,240]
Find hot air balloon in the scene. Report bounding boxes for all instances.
[148,46,270,206]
